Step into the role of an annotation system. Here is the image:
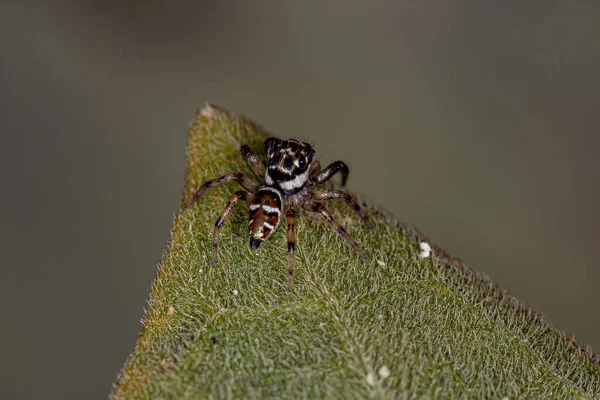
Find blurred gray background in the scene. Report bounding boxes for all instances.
[1,1,598,398]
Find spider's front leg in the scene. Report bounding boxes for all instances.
[311,190,373,229]
[210,190,252,264]
[309,160,321,180]
[240,145,265,179]
[285,207,296,292]
[311,160,349,186]
[302,200,367,260]
[185,172,257,209]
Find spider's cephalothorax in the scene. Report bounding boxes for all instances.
[185,137,373,292]
[264,138,315,196]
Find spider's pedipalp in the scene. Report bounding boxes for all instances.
[211,190,252,264]
[308,160,322,180]
[311,190,373,229]
[303,200,367,260]
[186,172,258,208]
[311,160,349,187]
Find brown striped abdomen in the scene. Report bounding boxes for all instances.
[248,187,283,249]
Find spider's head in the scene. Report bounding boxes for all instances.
[264,137,315,195]
[248,187,283,249]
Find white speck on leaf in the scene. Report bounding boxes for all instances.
[377,260,386,266]
[378,365,391,379]
[366,371,377,386]
[233,289,238,295]
[419,242,432,258]
[160,358,174,370]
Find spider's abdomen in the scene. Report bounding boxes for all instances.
[248,187,283,249]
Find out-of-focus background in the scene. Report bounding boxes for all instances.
[1,1,598,398]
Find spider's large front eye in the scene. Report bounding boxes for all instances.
[269,153,281,167]
[298,157,307,169]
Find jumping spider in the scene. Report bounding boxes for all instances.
[185,137,373,292]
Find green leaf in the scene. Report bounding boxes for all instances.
[112,104,600,399]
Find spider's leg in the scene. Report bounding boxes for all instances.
[309,160,322,180]
[241,145,266,179]
[185,172,257,208]
[311,161,349,186]
[303,200,367,260]
[311,190,373,229]
[285,207,296,292]
[210,190,252,264]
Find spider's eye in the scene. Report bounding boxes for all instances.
[269,153,281,167]
[298,157,307,169]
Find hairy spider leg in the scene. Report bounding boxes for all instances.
[311,160,349,186]
[285,207,296,292]
[185,172,258,209]
[303,200,367,260]
[311,190,373,229]
[309,161,336,190]
[211,191,252,264]
[240,144,265,178]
